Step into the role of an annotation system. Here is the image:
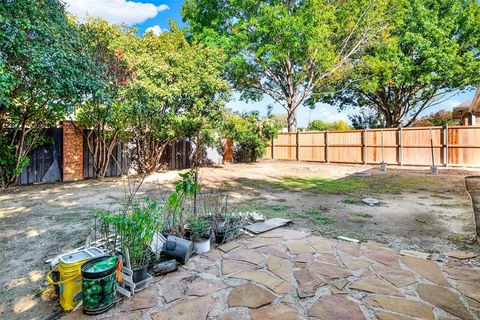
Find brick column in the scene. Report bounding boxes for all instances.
[62,121,83,181]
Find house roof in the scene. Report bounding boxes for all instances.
[453,88,480,119]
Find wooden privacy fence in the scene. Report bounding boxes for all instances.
[265,126,480,167]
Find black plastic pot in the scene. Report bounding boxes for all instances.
[132,266,148,284]
[215,232,226,244]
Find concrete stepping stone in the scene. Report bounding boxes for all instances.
[417,283,474,320]
[266,255,294,281]
[187,279,228,296]
[444,251,478,260]
[365,250,400,266]
[374,311,411,320]
[251,304,297,320]
[151,296,217,320]
[373,264,417,288]
[283,229,309,240]
[457,282,480,303]
[119,286,158,311]
[308,261,352,279]
[366,296,434,320]
[228,284,276,308]
[286,240,315,255]
[258,244,290,259]
[245,218,291,234]
[221,259,259,275]
[308,295,365,320]
[218,241,239,253]
[349,275,403,296]
[337,242,362,257]
[401,255,449,286]
[338,252,372,271]
[293,268,327,298]
[223,247,264,265]
[229,270,284,291]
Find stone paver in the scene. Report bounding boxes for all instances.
[308,295,365,320]
[187,279,228,296]
[251,304,297,320]
[444,250,478,260]
[228,284,275,308]
[401,255,449,286]
[293,268,326,298]
[366,296,434,320]
[417,283,474,320]
[88,228,479,320]
[349,274,403,296]
[151,296,217,320]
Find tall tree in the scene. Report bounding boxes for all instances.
[0,0,96,187]
[183,0,392,132]
[324,0,480,127]
[122,24,229,173]
[76,19,133,179]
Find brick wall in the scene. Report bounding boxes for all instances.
[62,121,83,181]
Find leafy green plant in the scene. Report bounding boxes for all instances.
[98,197,162,270]
[187,215,210,241]
[164,168,200,235]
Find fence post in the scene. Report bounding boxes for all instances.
[363,129,367,165]
[325,131,329,163]
[445,124,449,167]
[296,132,300,161]
[399,127,403,166]
[271,137,274,160]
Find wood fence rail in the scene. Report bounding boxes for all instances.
[265,126,480,167]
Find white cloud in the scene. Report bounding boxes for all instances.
[144,25,166,36]
[64,0,170,25]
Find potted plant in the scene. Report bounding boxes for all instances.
[187,215,211,254]
[212,212,247,244]
[98,197,162,284]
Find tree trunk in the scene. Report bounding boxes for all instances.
[287,107,297,132]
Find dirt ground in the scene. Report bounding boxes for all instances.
[1,160,479,320]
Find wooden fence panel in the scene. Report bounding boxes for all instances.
[365,129,399,164]
[298,132,326,161]
[448,126,480,166]
[273,133,297,160]
[328,131,363,163]
[267,126,480,167]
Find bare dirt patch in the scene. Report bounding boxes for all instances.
[0,160,479,320]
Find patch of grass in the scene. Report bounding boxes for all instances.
[353,212,373,218]
[256,174,440,196]
[297,207,336,225]
[341,196,361,204]
[271,204,289,212]
[234,201,291,219]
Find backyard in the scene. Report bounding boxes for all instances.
[1,160,479,320]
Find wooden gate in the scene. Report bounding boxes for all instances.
[17,128,63,184]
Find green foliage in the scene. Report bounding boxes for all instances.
[0,0,98,187]
[342,196,361,204]
[324,0,480,127]
[186,215,210,241]
[222,112,281,162]
[183,0,392,131]
[298,207,336,225]
[98,198,162,269]
[308,120,351,131]
[164,168,201,235]
[411,109,457,127]
[122,24,229,173]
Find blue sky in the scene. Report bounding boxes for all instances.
[64,0,477,128]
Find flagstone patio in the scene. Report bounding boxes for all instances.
[63,228,480,320]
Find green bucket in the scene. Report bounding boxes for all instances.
[81,256,118,315]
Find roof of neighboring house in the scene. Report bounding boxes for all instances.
[453,88,480,119]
